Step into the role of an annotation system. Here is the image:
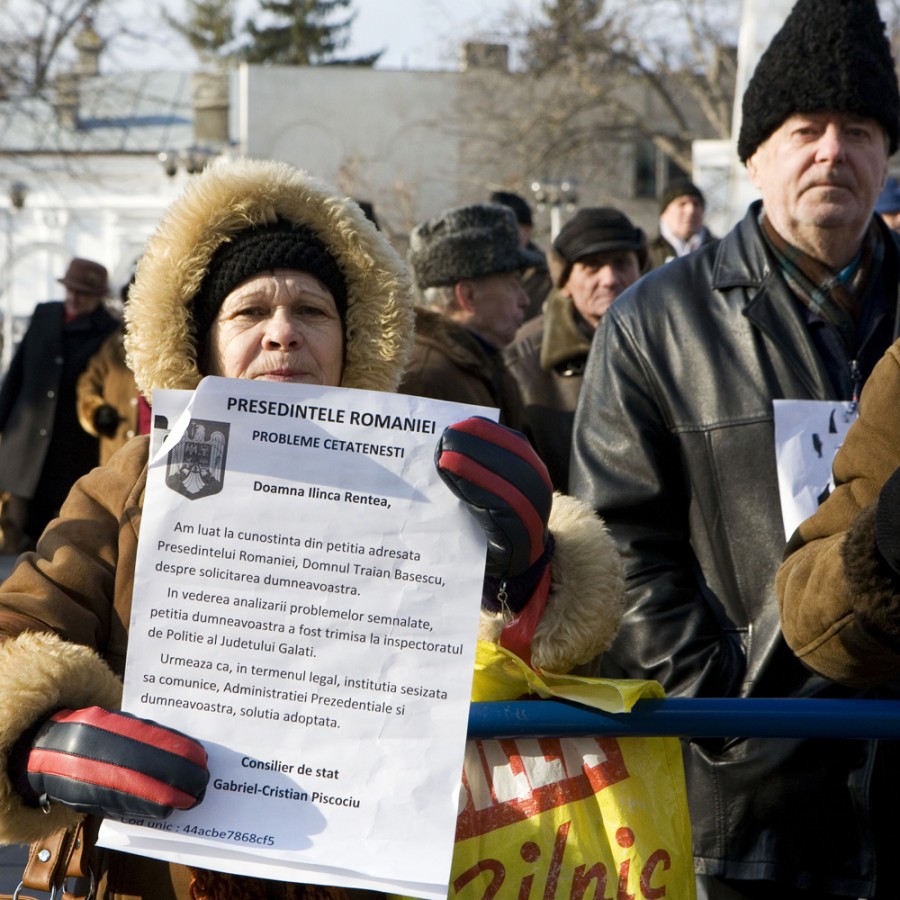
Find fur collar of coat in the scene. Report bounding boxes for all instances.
[540,292,592,372]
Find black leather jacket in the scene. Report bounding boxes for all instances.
[571,202,900,894]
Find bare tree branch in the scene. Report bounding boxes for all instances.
[0,0,106,95]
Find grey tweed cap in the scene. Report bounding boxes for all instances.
[408,203,545,290]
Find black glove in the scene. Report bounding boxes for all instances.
[876,465,900,579]
[24,706,209,820]
[92,404,120,438]
[435,417,553,580]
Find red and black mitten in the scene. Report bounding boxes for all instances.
[24,706,209,819]
[435,417,554,616]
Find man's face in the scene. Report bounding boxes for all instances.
[561,250,642,329]
[64,289,103,318]
[746,112,888,257]
[464,271,529,348]
[660,195,705,242]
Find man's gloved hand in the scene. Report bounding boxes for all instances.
[876,465,900,578]
[24,706,209,820]
[435,417,553,580]
[92,404,120,438]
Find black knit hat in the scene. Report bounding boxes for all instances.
[192,219,348,337]
[659,179,705,215]
[738,0,900,163]
[550,207,646,288]
[408,204,544,290]
[490,191,533,227]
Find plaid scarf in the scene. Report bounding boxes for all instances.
[760,210,884,353]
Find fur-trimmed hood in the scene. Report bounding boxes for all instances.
[125,158,415,402]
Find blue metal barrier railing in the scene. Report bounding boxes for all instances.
[468,698,900,740]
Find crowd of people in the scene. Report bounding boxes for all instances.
[0,0,899,897]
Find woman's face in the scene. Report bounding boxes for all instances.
[206,268,344,386]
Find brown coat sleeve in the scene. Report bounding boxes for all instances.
[0,441,148,844]
[776,339,900,687]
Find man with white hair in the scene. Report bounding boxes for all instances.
[572,0,900,896]
[401,203,543,430]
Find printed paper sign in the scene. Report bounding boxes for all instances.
[98,376,499,899]
[774,398,858,541]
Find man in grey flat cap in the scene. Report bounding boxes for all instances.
[400,203,543,429]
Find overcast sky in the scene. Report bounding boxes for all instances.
[344,0,537,70]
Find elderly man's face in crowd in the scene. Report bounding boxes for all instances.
[463,270,529,348]
[660,195,705,242]
[64,289,103,319]
[206,268,344,386]
[562,250,642,329]
[747,112,888,255]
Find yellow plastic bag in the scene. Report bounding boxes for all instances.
[395,643,695,899]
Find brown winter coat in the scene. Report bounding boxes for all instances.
[76,328,141,465]
[777,336,900,688]
[504,292,591,492]
[0,159,624,899]
[398,307,527,432]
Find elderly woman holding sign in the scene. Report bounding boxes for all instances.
[0,159,623,900]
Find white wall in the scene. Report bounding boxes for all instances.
[240,65,464,238]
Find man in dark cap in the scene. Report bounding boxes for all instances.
[490,190,552,319]
[647,179,715,268]
[0,257,118,548]
[571,0,900,897]
[505,207,645,490]
[401,203,543,429]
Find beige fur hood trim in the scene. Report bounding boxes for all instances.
[0,632,122,844]
[126,157,415,402]
[479,493,624,673]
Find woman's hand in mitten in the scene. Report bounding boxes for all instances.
[23,706,209,819]
[434,417,553,583]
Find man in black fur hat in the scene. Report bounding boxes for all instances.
[571,0,900,897]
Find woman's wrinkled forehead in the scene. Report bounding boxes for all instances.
[222,269,334,301]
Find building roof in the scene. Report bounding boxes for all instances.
[0,70,195,154]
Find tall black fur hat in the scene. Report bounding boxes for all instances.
[738,0,900,163]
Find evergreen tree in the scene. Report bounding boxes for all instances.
[242,0,380,66]
[164,0,237,65]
